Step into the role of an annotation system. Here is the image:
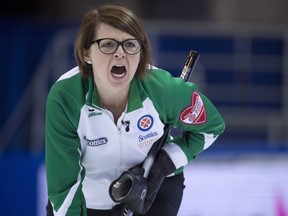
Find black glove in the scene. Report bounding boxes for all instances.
[144,149,177,213]
[109,166,148,214]
[109,150,176,215]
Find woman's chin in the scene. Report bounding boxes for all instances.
[109,72,130,89]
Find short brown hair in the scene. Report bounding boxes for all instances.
[74,5,153,78]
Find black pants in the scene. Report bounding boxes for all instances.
[47,173,185,216]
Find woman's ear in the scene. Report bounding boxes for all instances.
[84,49,92,64]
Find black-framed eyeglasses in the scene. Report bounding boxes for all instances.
[90,38,143,55]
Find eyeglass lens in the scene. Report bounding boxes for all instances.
[98,39,141,54]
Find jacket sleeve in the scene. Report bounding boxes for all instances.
[45,84,87,216]
[164,90,225,169]
[143,69,225,169]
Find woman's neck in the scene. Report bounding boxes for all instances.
[99,89,129,123]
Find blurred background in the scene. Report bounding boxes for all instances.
[0,0,287,215]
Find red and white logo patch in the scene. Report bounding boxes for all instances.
[137,115,154,131]
[179,92,206,125]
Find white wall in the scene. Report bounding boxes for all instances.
[178,155,288,216]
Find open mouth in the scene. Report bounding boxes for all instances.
[111,65,126,78]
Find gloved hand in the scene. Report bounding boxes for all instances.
[109,149,176,215]
[144,149,177,213]
[109,166,148,214]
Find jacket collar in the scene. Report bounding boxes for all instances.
[86,76,146,113]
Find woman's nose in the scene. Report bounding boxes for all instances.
[113,45,126,58]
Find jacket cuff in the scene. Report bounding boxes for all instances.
[162,142,188,169]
